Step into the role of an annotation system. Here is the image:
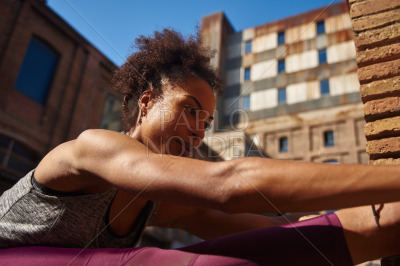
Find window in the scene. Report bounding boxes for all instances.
[244,68,251,81]
[0,135,40,178]
[318,49,327,64]
[320,80,330,95]
[279,137,288,152]
[317,21,325,35]
[15,37,59,105]
[278,60,285,73]
[100,95,123,131]
[324,130,334,147]
[278,88,286,104]
[245,40,252,54]
[242,95,250,110]
[324,160,338,164]
[278,31,285,45]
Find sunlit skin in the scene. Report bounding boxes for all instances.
[34,75,400,264]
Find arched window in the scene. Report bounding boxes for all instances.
[15,37,60,105]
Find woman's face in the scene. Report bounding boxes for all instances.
[137,75,216,157]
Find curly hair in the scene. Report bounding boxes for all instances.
[112,28,221,130]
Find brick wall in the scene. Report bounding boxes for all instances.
[348,0,400,164]
[348,0,400,264]
[0,0,114,187]
[0,0,115,156]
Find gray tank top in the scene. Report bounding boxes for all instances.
[0,170,159,249]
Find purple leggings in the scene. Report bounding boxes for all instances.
[0,213,353,265]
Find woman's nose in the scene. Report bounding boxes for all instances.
[191,132,204,148]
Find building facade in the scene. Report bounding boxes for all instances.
[0,0,115,191]
[201,1,368,164]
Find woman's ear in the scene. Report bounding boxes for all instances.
[138,89,155,111]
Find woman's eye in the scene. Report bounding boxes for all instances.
[204,122,212,131]
[184,106,212,130]
[185,106,197,116]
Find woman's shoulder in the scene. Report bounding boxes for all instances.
[78,129,126,140]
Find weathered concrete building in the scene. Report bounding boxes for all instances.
[201,1,367,164]
[0,0,115,191]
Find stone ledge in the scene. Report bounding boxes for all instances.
[366,136,400,155]
[357,58,400,84]
[360,76,400,102]
[363,97,400,121]
[352,8,400,32]
[350,0,400,19]
[365,116,400,139]
[370,158,400,165]
[356,42,400,67]
[354,24,400,50]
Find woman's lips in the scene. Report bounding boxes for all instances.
[174,139,191,157]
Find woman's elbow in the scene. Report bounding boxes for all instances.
[209,160,244,214]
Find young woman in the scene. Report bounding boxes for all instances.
[1,28,400,265]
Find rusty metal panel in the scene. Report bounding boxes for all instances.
[243,53,255,67]
[255,49,276,63]
[247,60,357,94]
[306,80,320,100]
[330,75,345,96]
[330,73,360,96]
[327,30,354,46]
[201,13,222,69]
[287,82,307,104]
[286,53,301,73]
[250,88,278,111]
[302,38,316,52]
[326,13,352,34]
[242,28,255,41]
[286,23,316,44]
[252,77,277,92]
[327,41,356,64]
[287,41,304,55]
[346,72,360,93]
[253,32,277,53]
[316,35,328,49]
[275,45,287,59]
[286,50,318,73]
[252,59,277,81]
[251,2,348,37]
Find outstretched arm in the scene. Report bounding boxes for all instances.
[151,202,313,240]
[35,129,400,213]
